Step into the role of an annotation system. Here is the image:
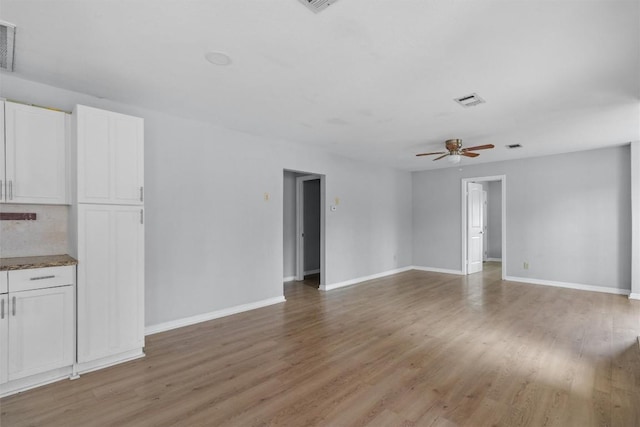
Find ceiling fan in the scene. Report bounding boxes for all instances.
[416,139,494,164]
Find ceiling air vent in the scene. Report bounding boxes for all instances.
[454,93,485,108]
[506,143,522,149]
[298,0,339,13]
[0,21,16,72]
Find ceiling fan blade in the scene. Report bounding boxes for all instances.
[416,151,446,157]
[462,152,480,158]
[433,153,449,161]
[461,144,495,151]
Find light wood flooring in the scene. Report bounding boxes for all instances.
[1,263,639,426]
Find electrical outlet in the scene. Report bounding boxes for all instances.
[523,262,529,270]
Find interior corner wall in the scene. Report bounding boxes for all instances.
[412,146,631,292]
[283,171,299,279]
[1,75,414,328]
[487,181,502,260]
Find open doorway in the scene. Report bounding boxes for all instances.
[283,170,325,290]
[461,175,506,279]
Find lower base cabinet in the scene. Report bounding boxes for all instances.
[0,266,75,395]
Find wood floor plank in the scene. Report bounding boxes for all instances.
[1,263,639,426]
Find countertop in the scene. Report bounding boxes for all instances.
[0,254,78,271]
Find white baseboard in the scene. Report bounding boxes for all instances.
[505,276,630,296]
[411,265,465,276]
[76,349,145,375]
[321,266,413,291]
[145,296,286,336]
[486,258,502,262]
[283,275,296,282]
[629,293,640,300]
[304,269,320,275]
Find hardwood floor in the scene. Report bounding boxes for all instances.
[2,263,639,426]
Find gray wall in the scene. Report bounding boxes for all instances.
[2,75,414,328]
[413,147,631,291]
[487,181,502,260]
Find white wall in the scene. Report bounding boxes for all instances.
[1,75,413,328]
[413,146,632,292]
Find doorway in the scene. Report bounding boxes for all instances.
[282,170,325,289]
[461,175,506,279]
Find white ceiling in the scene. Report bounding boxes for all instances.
[1,0,638,170]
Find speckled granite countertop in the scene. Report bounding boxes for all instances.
[0,254,78,271]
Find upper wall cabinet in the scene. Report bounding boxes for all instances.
[74,105,144,205]
[1,101,69,204]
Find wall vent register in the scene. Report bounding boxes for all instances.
[0,21,16,72]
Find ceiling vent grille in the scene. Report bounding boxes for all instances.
[298,0,339,13]
[454,93,485,108]
[0,21,16,72]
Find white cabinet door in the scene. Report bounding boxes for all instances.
[77,204,144,363]
[7,286,74,381]
[0,101,5,202]
[76,105,144,205]
[4,102,68,204]
[0,293,8,384]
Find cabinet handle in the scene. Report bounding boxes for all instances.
[1,298,4,319]
[9,180,13,200]
[140,209,144,225]
[140,186,144,202]
[30,275,55,281]
[0,180,3,199]
[12,296,16,316]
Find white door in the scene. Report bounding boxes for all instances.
[0,293,8,384]
[7,286,74,381]
[4,102,68,204]
[483,190,488,261]
[77,204,144,363]
[76,105,144,205]
[467,182,484,274]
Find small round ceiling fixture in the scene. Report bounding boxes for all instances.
[204,51,232,66]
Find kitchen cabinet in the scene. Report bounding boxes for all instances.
[0,266,75,387]
[76,204,145,369]
[1,100,69,204]
[74,105,144,205]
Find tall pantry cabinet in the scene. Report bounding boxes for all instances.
[71,105,145,373]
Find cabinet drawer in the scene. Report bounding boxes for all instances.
[8,266,75,292]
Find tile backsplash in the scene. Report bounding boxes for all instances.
[0,204,69,258]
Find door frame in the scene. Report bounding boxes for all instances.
[461,175,506,279]
[296,174,325,284]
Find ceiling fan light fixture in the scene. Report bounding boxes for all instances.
[448,154,461,164]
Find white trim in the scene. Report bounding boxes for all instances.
[0,366,73,398]
[461,175,507,280]
[76,350,145,375]
[320,267,413,291]
[505,276,630,296]
[145,296,286,336]
[486,258,502,262]
[283,275,296,282]
[304,269,320,275]
[412,266,465,275]
[629,293,640,300]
